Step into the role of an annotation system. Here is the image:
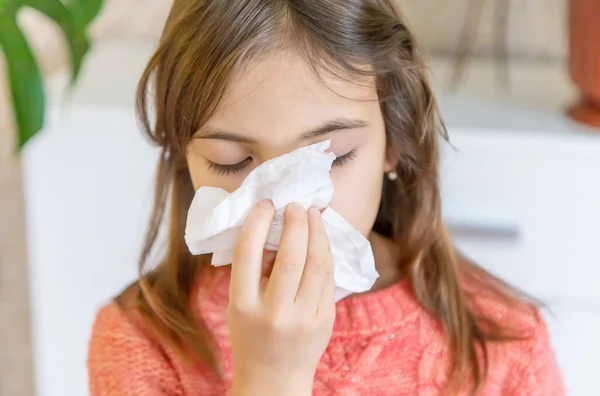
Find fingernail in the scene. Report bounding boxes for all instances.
[257,199,272,209]
[308,207,321,218]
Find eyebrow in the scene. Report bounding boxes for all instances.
[194,118,369,143]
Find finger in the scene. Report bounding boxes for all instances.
[295,207,332,311]
[264,203,309,306]
[317,258,336,319]
[261,249,277,279]
[230,200,275,305]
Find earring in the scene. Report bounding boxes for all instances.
[387,171,398,181]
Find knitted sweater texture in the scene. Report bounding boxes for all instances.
[88,268,564,395]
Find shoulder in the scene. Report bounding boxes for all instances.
[494,309,565,395]
[90,301,147,346]
[88,285,185,395]
[88,280,227,395]
[88,295,172,372]
[459,267,565,394]
[460,262,541,333]
[90,283,152,346]
[461,267,551,353]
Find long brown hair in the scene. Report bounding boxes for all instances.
[129,0,535,392]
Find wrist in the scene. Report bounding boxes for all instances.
[232,365,315,396]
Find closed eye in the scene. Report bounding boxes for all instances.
[206,157,253,175]
[332,149,356,167]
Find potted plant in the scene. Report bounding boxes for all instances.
[0,0,103,150]
[567,0,600,128]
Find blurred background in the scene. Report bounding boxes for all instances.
[1,0,599,395]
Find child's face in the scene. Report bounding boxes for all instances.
[187,51,393,237]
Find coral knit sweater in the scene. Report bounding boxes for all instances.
[88,268,565,395]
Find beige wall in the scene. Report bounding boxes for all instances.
[88,0,568,59]
[400,0,567,59]
[90,0,568,59]
[12,0,569,73]
[25,0,568,65]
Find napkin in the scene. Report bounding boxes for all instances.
[184,140,379,300]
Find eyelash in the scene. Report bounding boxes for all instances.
[332,149,356,167]
[208,149,357,176]
[207,157,253,176]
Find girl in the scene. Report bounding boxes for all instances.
[88,0,564,394]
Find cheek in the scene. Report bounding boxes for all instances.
[329,155,385,237]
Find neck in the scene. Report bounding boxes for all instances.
[365,232,403,293]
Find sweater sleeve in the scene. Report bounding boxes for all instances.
[511,313,565,396]
[87,303,183,396]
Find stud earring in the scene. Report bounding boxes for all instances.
[387,171,398,181]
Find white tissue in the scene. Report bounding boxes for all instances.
[184,140,379,301]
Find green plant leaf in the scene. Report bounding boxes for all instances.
[69,0,103,26]
[0,13,45,149]
[21,0,90,84]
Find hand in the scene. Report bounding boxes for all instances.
[228,201,336,396]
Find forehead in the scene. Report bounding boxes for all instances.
[205,51,380,141]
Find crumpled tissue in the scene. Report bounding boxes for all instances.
[184,140,379,301]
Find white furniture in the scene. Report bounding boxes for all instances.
[434,58,600,395]
[23,108,158,396]
[23,42,600,395]
[442,127,600,396]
